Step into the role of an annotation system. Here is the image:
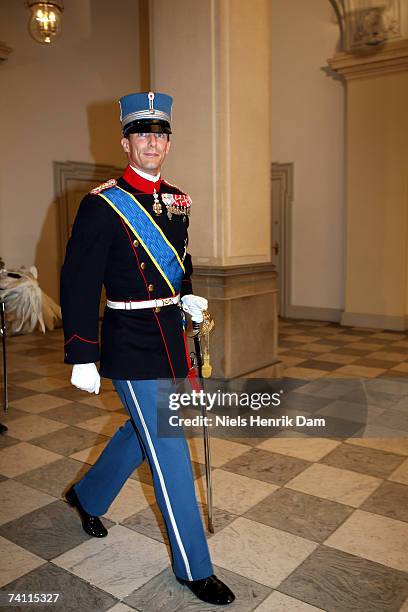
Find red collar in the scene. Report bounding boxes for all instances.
[122,165,162,194]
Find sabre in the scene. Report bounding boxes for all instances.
[0,299,8,413]
[192,320,214,534]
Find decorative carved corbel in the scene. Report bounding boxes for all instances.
[330,0,403,51]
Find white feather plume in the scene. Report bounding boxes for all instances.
[0,265,61,334]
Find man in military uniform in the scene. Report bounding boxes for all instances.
[60,92,235,606]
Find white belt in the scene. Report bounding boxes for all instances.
[106,294,180,310]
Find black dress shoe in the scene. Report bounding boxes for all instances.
[0,423,8,434]
[177,574,235,605]
[65,485,108,538]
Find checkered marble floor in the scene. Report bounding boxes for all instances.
[0,320,407,611]
[279,318,408,381]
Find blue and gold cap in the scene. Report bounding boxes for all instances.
[119,91,173,136]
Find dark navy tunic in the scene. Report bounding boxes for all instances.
[60,166,194,381]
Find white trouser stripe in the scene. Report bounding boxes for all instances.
[126,381,193,581]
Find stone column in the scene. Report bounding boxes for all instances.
[329,40,408,331]
[150,0,281,377]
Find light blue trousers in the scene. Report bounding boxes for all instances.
[74,379,213,581]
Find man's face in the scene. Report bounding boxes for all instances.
[121,132,171,175]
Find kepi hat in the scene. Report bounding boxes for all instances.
[119,91,172,136]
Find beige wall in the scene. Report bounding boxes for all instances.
[0,0,140,301]
[345,68,408,321]
[271,0,345,310]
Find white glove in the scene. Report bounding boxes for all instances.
[71,363,100,394]
[181,294,208,323]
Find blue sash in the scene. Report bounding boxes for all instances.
[98,185,184,295]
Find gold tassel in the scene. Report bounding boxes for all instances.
[202,346,212,378]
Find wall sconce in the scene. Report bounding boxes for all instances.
[329,0,401,51]
[26,1,64,45]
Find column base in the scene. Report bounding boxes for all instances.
[192,263,281,379]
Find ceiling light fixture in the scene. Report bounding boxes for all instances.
[26,1,64,45]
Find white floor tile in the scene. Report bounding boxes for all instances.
[0,479,55,525]
[209,517,317,588]
[53,524,168,598]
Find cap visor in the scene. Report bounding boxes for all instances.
[124,119,172,135]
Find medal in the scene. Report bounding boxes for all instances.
[152,188,162,215]
[162,193,191,219]
[162,193,173,219]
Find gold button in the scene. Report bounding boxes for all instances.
[133,239,139,247]
[155,307,161,313]
[140,262,147,270]
[148,284,154,292]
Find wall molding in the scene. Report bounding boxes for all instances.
[271,162,294,318]
[285,304,342,323]
[341,310,408,331]
[328,38,408,79]
[0,42,12,62]
[193,262,276,278]
[54,161,122,268]
[281,305,408,330]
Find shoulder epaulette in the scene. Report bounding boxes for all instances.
[161,178,186,195]
[90,178,117,195]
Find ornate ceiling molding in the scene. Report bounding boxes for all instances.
[0,42,12,62]
[328,38,408,79]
